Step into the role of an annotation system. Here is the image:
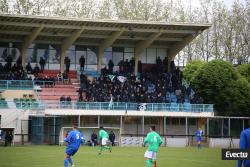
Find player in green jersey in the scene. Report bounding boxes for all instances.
[98,126,111,155]
[143,126,163,167]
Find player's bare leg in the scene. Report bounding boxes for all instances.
[153,161,156,167]
[98,145,103,155]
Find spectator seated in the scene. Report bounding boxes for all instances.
[34,76,55,87]
[59,95,72,108]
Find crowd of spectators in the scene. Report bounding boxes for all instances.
[33,76,55,87]
[59,95,72,107]
[0,55,65,87]
[0,56,26,80]
[0,54,203,104]
[78,57,203,104]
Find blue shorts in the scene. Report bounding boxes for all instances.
[65,147,78,156]
[196,137,202,142]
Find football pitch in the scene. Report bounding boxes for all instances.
[0,146,235,167]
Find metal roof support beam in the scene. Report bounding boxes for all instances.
[0,21,197,34]
[168,31,201,61]
[0,30,184,42]
[97,28,125,73]
[20,26,44,67]
[60,27,84,73]
[134,29,163,75]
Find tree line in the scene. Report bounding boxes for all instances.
[0,0,249,65]
[183,60,250,116]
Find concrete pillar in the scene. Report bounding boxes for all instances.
[97,29,124,73]
[21,26,44,67]
[20,49,27,68]
[134,52,139,75]
[98,115,100,127]
[60,50,66,73]
[185,117,188,146]
[163,117,166,135]
[221,119,224,137]
[243,119,245,130]
[78,115,81,127]
[97,49,104,73]
[207,118,209,142]
[134,29,163,75]
[120,116,123,134]
[53,116,56,144]
[60,28,84,73]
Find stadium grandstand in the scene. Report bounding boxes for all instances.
[0,14,249,148]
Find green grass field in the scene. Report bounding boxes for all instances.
[0,146,236,167]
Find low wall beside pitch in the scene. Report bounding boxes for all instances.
[209,138,239,148]
[166,138,188,147]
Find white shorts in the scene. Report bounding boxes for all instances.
[144,151,157,160]
[102,138,108,145]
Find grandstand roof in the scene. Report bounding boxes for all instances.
[0,14,211,60]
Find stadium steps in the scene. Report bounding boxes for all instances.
[38,83,79,101]
[1,90,37,99]
[38,70,78,79]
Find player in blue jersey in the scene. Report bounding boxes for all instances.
[196,127,203,149]
[238,128,250,167]
[64,125,85,167]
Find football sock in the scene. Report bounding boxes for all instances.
[146,159,152,167]
[64,159,68,167]
[104,145,110,150]
[99,146,103,154]
[68,157,73,166]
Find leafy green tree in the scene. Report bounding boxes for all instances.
[223,78,250,116]
[182,61,205,83]
[237,64,250,83]
[190,60,250,116]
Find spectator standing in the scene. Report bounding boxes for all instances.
[33,64,40,75]
[138,61,142,74]
[39,57,46,72]
[109,131,116,146]
[129,58,135,73]
[163,57,168,73]
[25,62,33,74]
[91,131,98,146]
[5,131,13,147]
[78,88,83,101]
[118,60,124,73]
[108,60,114,74]
[79,56,85,72]
[64,57,71,73]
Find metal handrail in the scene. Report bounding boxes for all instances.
[39,101,214,112]
[0,80,55,90]
[0,80,34,90]
[0,100,213,112]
